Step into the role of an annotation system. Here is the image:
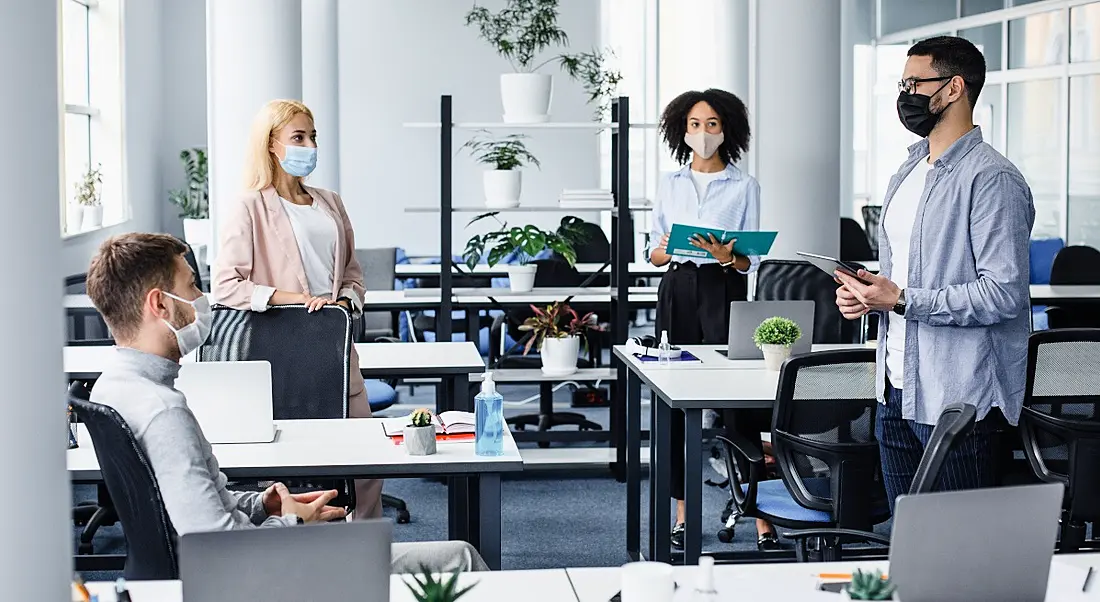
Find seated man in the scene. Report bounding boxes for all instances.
[85,233,487,573]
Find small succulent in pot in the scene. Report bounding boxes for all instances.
[404,408,437,456]
[844,569,896,600]
[410,408,434,428]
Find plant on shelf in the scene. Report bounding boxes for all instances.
[558,49,623,119]
[72,163,104,231]
[519,301,603,375]
[753,316,802,372]
[462,212,589,293]
[404,567,476,602]
[168,148,209,220]
[462,131,541,209]
[843,569,897,601]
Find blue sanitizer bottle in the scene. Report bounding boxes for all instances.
[475,372,505,457]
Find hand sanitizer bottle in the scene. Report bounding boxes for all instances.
[658,330,672,366]
[475,372,504,457]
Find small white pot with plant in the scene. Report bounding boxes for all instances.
[519,302,603,376]
[465,0,622,122]
[74,164,103,232]
[462,131,540,209]
[839,569,899,601]
[403,568,476,602]
[462,212,589,293]
[753,316,803,371]
[169,148,211,260]
[404,408,437,456]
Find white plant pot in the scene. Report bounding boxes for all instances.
[500,73,553,123]
[183,218,212,266]
[404,425,437,456]
[506,264,537,293]
[66,205,84,234]
[483,170,522,209]
[760,344,792,371]
[541,335,581,376]
[81,205,103,231]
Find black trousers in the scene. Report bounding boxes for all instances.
[656,262,766,500]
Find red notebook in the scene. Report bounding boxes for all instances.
[381,411,476,444]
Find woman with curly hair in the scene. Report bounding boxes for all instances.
[648,88,778,551]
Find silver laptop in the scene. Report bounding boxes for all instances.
[725,301,815,359]
[889,483,1064,602]
[176,361,277,444]
[180,520,392,602]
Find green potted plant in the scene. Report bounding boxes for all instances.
[403,567,476,602]
[519,302,603,375]
[74,164,103,232]
[462,212,588,292]
[168,148,210,256]
[404,408,437,456]
[841,569,897,600]
[465,0,622,122]
[461,131,540,209]
[753,316,802,371]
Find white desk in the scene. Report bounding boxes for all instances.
[615,343,875,373]
[403,286,659,305]
[1030,285,1100,304]
[396,262,664,278]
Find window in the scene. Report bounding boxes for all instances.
[960,23,1004,71]
[1070,3,1100,63]
[1008,79,1065,238]
[1008,10,1068,69]
[880,0,957,35]
[1069,75,1100,246]
[59,0,123,236]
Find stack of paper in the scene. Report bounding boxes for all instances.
[559,189,613,209]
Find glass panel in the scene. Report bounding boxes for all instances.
[1070,3,1100,63]
[1009,11,1068,69]
[1008,79,1064,239]
[872,44,916,205]
[1012,0,1046,5]
[962,0,1005,17]
[960,23,1004,72]
[63,113,91,232]
[61,0,89,106]
[1069,76,1100,247]
[974,84,1003,153]
[881,0,957,35]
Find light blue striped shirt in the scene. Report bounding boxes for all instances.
[648,163,761,274]
[877,127,1035,425]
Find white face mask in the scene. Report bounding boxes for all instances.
[161,291,212,357]
[684,131,725,160]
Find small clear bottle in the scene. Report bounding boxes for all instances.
[474,372,505,456]
[658,330,672,366]
[676,555,719,602]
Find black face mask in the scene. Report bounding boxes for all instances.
[896,79,953,138]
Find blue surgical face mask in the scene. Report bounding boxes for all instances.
[275,140,318,177]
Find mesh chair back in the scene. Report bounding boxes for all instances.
[70,384,179,580]
[756,260,862,344]
[1021,330,1100,523]
[570,220,611,264]
[908,403,977,494]
[771,349,882,526]
[355,247,397,339]
[840,218,876,262]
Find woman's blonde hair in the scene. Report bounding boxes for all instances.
[243,99,315,191]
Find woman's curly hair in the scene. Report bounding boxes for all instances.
[659,88,751,166]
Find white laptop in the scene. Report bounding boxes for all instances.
[175,361,277,444]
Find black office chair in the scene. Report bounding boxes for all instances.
[354,247,398,342]
[840,218,876,262]
[70,378,120,557]
[1020,329,1100,552]
[755,260,863,344]
[181,241,206,292]
[781,403,978,558]
[716,349,888,561]
[69,382,180,580]
[860,206,882,258]
[1046,246,1100,329]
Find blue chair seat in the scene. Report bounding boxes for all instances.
[366,379,398,413]
[742,477,891,525]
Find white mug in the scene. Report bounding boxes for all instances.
[621,561,675,602]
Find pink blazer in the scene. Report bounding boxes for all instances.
[213,185,365,310]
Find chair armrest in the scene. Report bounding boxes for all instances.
[781,528,890,546]
[716,432,767,517]
[372,336,401,344]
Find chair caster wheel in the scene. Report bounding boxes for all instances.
[78,543,93,555]
[717,527,735,543]
[396,510,411,524]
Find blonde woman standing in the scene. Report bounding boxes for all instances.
[213,99,381,519]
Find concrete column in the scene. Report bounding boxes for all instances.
[0,0,70,596]
[749,0,842,259]
[207,0,303,264]
[302,0,340,192]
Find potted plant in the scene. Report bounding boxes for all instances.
[404,408,437,456]
[74,164,103,232]
[168,148,210,256]
[753,316,802,371]
[461,131,540,209]
[519,301,602,375]
[465,0,622,122]
[462,212,588,293]
[840,569,898,600]
[404,566,476,602]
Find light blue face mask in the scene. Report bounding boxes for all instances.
[275,140,318,177]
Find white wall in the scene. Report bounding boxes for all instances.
[336,0,604,257]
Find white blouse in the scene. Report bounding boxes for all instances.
[279,197,339,299]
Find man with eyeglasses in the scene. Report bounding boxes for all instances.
[834,36,1034,511]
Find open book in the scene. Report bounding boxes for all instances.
[381,411,476,438]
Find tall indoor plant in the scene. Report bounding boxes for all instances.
[462,212,588,292]
[519,301,603,375]
[74,164,103,232]
[461,131,540,208]
[168,148,210,255]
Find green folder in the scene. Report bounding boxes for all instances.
[665,224,777,259]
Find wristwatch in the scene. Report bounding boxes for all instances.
[892,289,907,316]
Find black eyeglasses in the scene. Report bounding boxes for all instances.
[897,76,953,94]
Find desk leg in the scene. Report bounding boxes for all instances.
[683,408,703,566]
[466,307,480,352]
[447,375,471,542]
[626,368,641,560]
[477,473,502,570]
[652,393,672,562]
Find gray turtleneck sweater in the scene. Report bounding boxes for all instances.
[90,347,298,533]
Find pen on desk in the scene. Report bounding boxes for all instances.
[73,574,92,602]
[816,572,889,580]
[1084,566,1093,592]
